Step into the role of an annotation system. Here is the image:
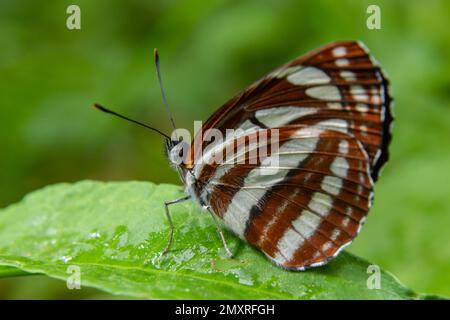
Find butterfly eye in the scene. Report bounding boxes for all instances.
[178,148,183,158]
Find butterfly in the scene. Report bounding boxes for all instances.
[95,41,393,270]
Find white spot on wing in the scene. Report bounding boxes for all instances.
[359,125,369,137]
[254,135,317,176]
[287,67,331,85]
[332,46,347,57]
[255,106,317,127]
[313,251,322,259]
[327,102,342,110]
[350,85,369,102]
[342,216,351,227]
[315,119,349,133]
[274,228,304,263]
[331,229,341,241]
[322,241,333,251]
[335,58,349,67]
[371,86,383,104]
[372,95,382,104]
[356,103,369,113]
[309,192,333,217]
[340,70,356,81]
[292,210,322,239]
[321,176,343,196]
[331,157,349,178]
[338,140,349,154]
[306,86,341,101]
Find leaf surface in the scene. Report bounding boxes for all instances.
[0,181,421,299]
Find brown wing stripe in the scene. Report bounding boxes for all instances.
[243,131,372,270]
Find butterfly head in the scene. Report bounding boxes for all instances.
[165,138,189,167]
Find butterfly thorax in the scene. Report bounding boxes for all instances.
[165,139,207,208]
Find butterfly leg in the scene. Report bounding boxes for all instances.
[161,195,191,255]
[208,209,234,258]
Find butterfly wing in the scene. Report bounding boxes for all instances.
[187,41,391,269]
[192,126,373,270]
[189,41,392,181]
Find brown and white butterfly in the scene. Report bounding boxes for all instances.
[95,41,393,270]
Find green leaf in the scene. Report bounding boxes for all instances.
[0,181,427,299]
[0,265,31,278]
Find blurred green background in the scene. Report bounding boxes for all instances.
[0,0,449,298]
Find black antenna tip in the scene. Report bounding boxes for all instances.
[92,103,108,113]
[91,102,172,140]
[154,48,159,63]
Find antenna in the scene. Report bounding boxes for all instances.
[92,103,171,140]
[154,48,178,139]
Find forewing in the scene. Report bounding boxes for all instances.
[192,41,392,181]
[194,127,373,270]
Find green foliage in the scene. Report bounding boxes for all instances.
[0,181,429,299]
[0,266,29,278]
